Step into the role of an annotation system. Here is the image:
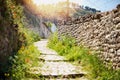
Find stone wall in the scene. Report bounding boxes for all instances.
[0,15,21,72]
[0,0,24,74]
[58,5,120,69]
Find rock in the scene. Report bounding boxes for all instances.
[94,13,102,19]
[117,49,120,56]
[109,49,114,53]
[113,17,120,24]
[117,63,120,67]
[116,4,120,10]
[116,23,120,29]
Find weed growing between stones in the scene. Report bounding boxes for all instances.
[48,32,120,80]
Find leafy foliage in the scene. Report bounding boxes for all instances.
[45,21,52,27]
[9,45,40,80]
[19,28,41,46]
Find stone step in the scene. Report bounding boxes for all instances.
[28,68,86,79]
[40,62,86,76]
[41,53,58,55]
[39,55,66,61]
[39,73,85,79]
[39,50,58,55]
[28,62,87,78]
[40,50,58,55]
[24,77,88,80]
[39,58,69,62]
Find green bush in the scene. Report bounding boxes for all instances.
[20,28,41,45]
[48,32,76,56]
[48,32,120,80]
[8,28,41,79]
[9,45,40,80]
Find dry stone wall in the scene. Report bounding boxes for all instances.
[58,5,120,69]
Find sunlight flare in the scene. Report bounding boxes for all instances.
[30,0,82,18]
[32,0,64,5]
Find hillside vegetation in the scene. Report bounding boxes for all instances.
[0,0,40,79]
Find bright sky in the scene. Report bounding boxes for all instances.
[33,0,120,12]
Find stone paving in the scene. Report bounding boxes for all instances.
[33,39,87,79]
